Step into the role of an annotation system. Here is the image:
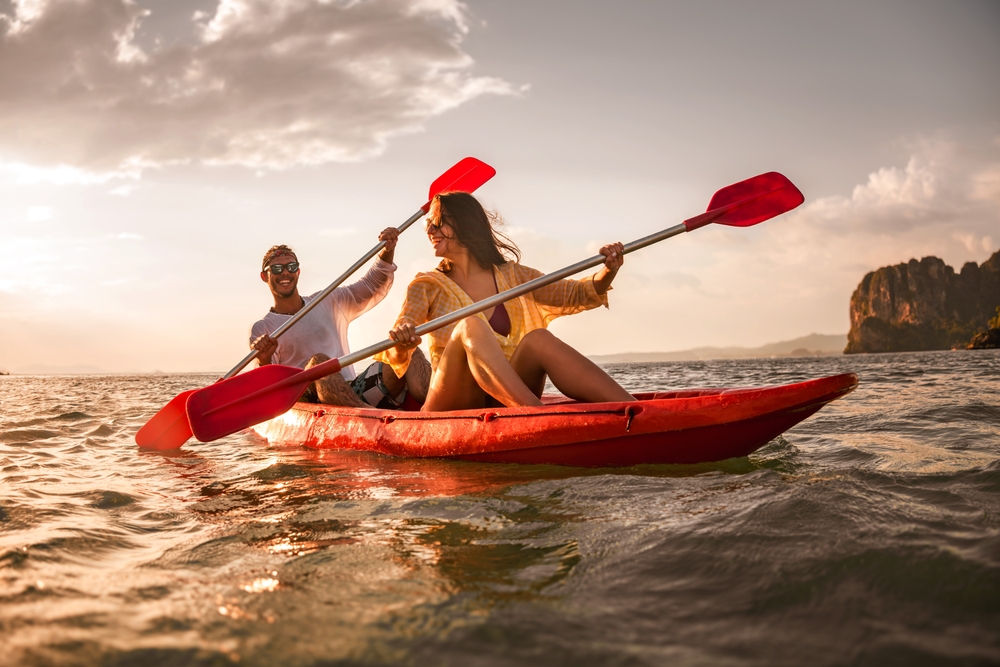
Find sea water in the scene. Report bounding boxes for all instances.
[1,350,998,666]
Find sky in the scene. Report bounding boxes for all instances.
[1,0,998,373]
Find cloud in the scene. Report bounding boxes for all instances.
[799,134,1000,236]
[109,184,137,196]
[952,231,995,254]
[26,205,53,221]
[851,157,939,209]
[0,160,143,185]
[0,0,515,173]
[610,131,1000,347]
[972,165,1000,202]
[723,132,1000,297]
[319,226,358,238]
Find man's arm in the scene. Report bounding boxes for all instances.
[249,321,278,366]
[378,227,398,264]
[251,333,278,365]
[338,228,399,319]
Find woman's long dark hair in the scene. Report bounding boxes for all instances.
[434,191,520,273]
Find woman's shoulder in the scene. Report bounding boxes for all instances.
[409,269,448,284]
[404,270,454,295]
[498,261,543,281]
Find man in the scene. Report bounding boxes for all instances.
[250,229,430,408]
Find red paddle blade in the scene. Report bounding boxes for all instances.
[186,364,308,443]
[423,157,496,211]
[136,390,195,450]
[705,172,803,228]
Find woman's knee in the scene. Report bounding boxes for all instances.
[521,329,556,346]
[451,317,491,344]
[518,329,561,356]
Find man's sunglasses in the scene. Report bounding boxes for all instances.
[266,262,299,275]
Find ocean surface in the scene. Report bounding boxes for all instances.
[1,350,998,667]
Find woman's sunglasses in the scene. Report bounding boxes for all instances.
[266,262,299,275]
[425,216,453,232]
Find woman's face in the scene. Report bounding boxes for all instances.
[425,199,460,257]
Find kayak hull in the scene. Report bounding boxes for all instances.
[250,373,858,467]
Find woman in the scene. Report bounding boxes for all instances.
[379,191,635,411]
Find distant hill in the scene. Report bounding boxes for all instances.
[7,365,190,375]
[6,333,846,374]
[11,364,110,375]
[589,333,846,364]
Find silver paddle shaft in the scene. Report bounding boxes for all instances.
[223,208,427,379]
[336,222,689,370]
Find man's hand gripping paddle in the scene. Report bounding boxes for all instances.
[135,157,497,450]
[183,172,804,444]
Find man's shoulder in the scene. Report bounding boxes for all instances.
[251,314,275,335]
[304,289,343,312]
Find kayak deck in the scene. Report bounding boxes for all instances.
[250,373,858,467]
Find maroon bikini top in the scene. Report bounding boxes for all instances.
[488,302,510,336]
[488,274,511,336]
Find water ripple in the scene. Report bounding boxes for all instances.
[1,353,998,666]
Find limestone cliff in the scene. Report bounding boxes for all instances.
[845,251,1000,353]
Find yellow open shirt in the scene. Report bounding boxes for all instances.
[375,262,610,378]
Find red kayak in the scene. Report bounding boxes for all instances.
[249,373,858,466]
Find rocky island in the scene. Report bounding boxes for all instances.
[845,251,1000,353]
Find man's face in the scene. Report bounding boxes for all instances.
[261,254,300,299]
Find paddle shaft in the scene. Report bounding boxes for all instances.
[223,208,425,379]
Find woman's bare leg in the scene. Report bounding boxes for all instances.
[422,318,543,411]
[509,330,636,403]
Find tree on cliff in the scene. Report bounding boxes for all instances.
[968,306,1000,350]
[845,251,1000,353]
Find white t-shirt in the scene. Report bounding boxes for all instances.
[249,258,395,380]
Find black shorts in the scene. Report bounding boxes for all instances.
[349,361,406,409]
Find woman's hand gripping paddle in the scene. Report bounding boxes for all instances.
[184,171,804,444]
[134,157,497,450]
